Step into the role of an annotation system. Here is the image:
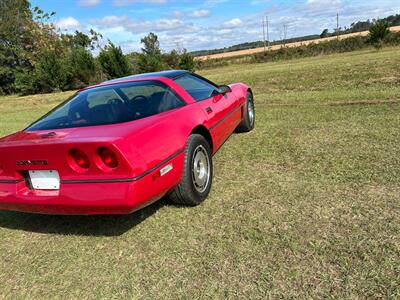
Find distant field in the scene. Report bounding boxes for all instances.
[0,47,399,298]
[196,26,400,60]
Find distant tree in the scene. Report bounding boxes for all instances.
[30,6,58,56]
[349,20,372,33]
[137,53,164,73]
[368,19,390,49]
[141,32,161,56]
[62,31,91,49]
[64,47,96,89]
[14,70,37,95]
[98,42,132,79]
[138,32,164,73]
[61,29,102,50]
[0,0,34,94]
[163,49,180,69]
[16,49,67,94]
[0,2,63,94]
[320,29,329,38]
[126,52,140,73]
[33,49,68,92]
[178,50,195,71]
[0,2,105,95]
[385,14,400,27]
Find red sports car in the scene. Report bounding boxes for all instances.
[0,70,254,215]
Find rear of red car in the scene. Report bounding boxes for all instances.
[0,129,133,214]
[0,127,184,215]
[0,77,192,214]
[0,71,252,215]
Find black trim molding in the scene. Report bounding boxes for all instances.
[0,179,24,184]
[210,104,243,131]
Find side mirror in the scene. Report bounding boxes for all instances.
[217,85,232,95]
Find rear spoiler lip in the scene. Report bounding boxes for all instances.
[0,136,121,148]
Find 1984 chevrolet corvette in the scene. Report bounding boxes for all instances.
[0,70,255,215]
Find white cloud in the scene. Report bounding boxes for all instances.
[215,28,233,35]
[204,0,229,7]
[90,15,185,34]
[78,0,101,7]
[171,9,211,19]
[113,0,167,6]
[305,0,341,12]
[57,17,81,31]
[223,18,243,28]
[171,11,184,18]
[189,10,211,18]
[307,0,340,4]
[251,0,271,4]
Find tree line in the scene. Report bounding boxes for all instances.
[0,0,195,95]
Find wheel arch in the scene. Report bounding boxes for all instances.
[190,125,213,153]
[247,88,254,99]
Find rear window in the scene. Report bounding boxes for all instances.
[26,81,185,131]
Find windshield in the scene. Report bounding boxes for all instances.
[26,80,185,131]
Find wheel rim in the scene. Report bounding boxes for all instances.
[191,145,210,193]
[248,100,255,126]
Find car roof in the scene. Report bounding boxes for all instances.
[103,70,189,84]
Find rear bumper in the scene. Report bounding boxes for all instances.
[0,181,144,215]
[0,149,184,215]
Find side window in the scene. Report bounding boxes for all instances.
[87,90,122,108]
[174,74,217,102]
[157,89,185,113]
[121,83,185,118]
[120,84,165,100]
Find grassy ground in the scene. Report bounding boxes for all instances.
[0,47,399,299]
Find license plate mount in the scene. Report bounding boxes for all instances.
[28,170,60,190]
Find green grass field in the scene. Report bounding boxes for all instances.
[0,47,399,299]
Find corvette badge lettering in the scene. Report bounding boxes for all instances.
[16,160,48,166]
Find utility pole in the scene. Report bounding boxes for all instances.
[336,12,339,40]
[262,17,266,53]
[266,16,270,48]
[283,24,288,46]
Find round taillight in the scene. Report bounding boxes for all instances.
[97,147,118,169]
[68,149,90,171]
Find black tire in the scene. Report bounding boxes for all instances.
[235,91,255,133]
[169,134,213,206]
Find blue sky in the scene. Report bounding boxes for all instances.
[31,0,400,53]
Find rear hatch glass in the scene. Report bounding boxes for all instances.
[26,80,185,131]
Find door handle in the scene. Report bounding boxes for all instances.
[205,107,213,114]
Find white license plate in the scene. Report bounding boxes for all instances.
[28,170,60,190]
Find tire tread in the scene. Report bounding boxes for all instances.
[169,134,212,206]
[235,91,255,133]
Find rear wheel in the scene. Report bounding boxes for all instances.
[169,134,213,206]
[236,91,255,133]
